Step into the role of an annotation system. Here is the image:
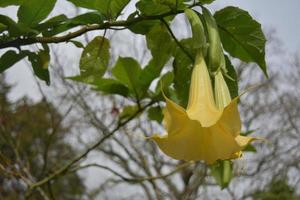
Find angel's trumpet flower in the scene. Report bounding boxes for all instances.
[150,52,256,164]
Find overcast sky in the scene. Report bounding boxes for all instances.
[0,0,299,101]
[211,0,300,51]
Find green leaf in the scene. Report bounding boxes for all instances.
[154,71,174,97]
[172,38,194,107]
[27,50,50,85]
[101,0,130,19]
[136,0,171,16]
[214,6,268,77]
[69,40,84,48]
[127,11,160,35]
[42,12,104,37]
[128,19,160,35]
[66,0,94,9]
[243,144,257,152]
[112,57,142,98]
[184,9,206,50]
[146,24,174,60]
[0,23,6,33]
[69,76,129,97]
[155,0,185,9]
[120,105,139,120]
[0,50,27,73]
[241,129,256,136]
[199,0,215,4]
[67,0,130,19]
[224,55,238,98]
[17,0,57,27]
[0,15,37,37]
[35,14,68,32]
[79,36,109,81]
[138,24,174,96]
[0,49,50,83]
[0,0,21,7]
[93,78,129,97]
[147,106,163,123]
[69,12,104,25]
[210,160,233,189]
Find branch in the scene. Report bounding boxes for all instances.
[28,100,155,191]
[71,161,194,183]
[0,3,200,49]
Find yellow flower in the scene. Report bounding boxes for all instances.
[150,52,256,164]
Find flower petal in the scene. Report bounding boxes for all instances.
[235,135,257,147]
[186,52,222,127]
[214,71,231,109]
[162,92,188,136]
[151,119,242,164]
[217,98,241,137]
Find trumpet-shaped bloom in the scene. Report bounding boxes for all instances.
[150,52,256,164]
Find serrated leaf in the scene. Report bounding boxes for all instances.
[79,36,109,81]
[17,0,57,27]
[214,6,267,77]
[148,106,163,123]
[112,57,142,98]
[210,160,233,189]
[0,50,27,73]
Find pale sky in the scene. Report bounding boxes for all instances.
[0,0,299,100]
[211,0,300,51]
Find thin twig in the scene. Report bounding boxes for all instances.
[28,100,155,191]
[71,161,194,183]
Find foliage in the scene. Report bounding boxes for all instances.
[253,178,300,200]
[0,0,268,193]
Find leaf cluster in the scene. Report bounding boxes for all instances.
[0,0,268,189]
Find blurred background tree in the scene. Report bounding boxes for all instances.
[0,75,85,199]
[253,178,300,200]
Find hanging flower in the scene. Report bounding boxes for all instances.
[150,52,257,164]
